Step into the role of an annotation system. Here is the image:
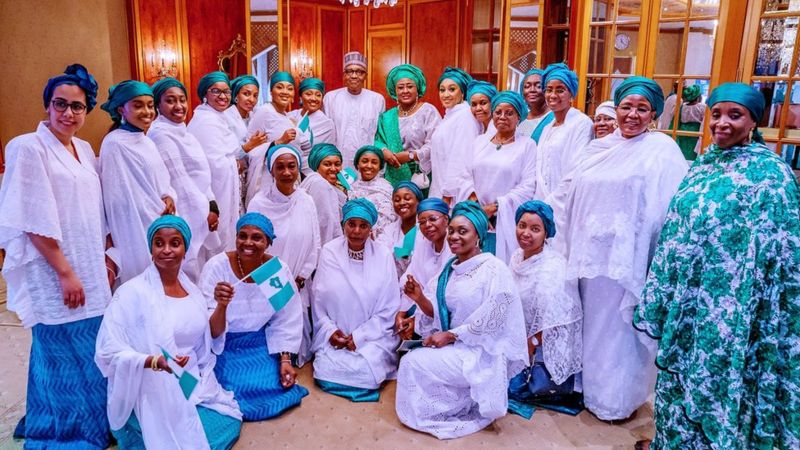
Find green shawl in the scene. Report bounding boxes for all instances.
[374,106,419,186]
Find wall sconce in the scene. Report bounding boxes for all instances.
[292,49,313,80]
[149,40,178,80]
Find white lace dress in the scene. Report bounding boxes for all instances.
[395,253,528,439]
[347,176,396,241]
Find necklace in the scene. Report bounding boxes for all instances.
[492,133,515,150]
[399,99,419,117]
[348,247,365,261]
[236,253,247,279]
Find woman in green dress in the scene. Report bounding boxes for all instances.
[634,83,800,449]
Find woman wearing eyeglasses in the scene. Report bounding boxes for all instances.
[550,77,688,421]
[0,64,113,448]
[534,63,594,200]
[187,71,242,254]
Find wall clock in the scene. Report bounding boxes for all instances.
[615,32,631,51]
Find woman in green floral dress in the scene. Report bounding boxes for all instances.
[634,83,800,449]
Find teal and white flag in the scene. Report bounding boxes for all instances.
[337,167,358,190]
[297,112,310,132]
[248,256,297,312]
[394,226,417,259]
[160,347,198,400]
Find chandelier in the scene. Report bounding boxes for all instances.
[340,0,398,7]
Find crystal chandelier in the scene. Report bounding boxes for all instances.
[340,0,398,7]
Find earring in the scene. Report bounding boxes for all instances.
[203,98,208,104]
[121,116,127,125]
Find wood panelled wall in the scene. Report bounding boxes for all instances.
[127,0,246,111]
[287,0,347,93]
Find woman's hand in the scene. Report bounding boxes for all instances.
[295,276,306,290]
[482,202,498,219]
[214,282,235,308]
[153,354,189,373]
[382,148,401,168]
[423,331,456,348]
[161,196,176,215]
[329,330,349,349]
[207,212,219,232]
[345,334,357,352]
[279,360,297,388]
[403,275,424,303]
[105,255,118,289]
[277,128,297,144]
[59,269,85,309]
[395,151,411,165]
[395,311,415,340]
[244,131,268,152]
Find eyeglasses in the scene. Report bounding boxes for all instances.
[209,88,232,97]
[344,69,366,76]
[50,98,87,115]
[616,105,652,115]
[492,109,518,118]
[544,86,570,95]
[417,215,443,226]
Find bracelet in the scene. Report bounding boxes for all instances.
[150,355,159,371]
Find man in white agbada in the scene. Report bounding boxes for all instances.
[397,201,527,439]
[323,51,385,170]
[187,71,242,253]
[95,216,242,450]
[533,63,593,200]
[98,80,176,283]
[148,77,220,281]
[246,71,312,203]
[548,77,688,421]
[312,198,400,402]
[463,91,537,264]
[247,144,320,365]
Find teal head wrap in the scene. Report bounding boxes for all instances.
[491,90,529,120]
[515,200,556,239]
[197,71,230,101]
[614,76,665,118]
[270,71,295,88]
[417,198,449,216]
[147,215,192,252]
[438,67,472,97]
[386,64,427,100]
[266,144,302,172]
[230,75,259,103]
[299,77,325,94]
[708,83,766,144]
[342,198,379,226]
[519,68,545,93]
[43,64,99,113]
[466,80,498,103]
[354,145,385,170]
[151,77,186,107]
[682,84,702,103]
[541,63,579,97]
[393,181,424,202]
[308,143,342,171]
[236,212,276,242]
[451,201,489,244]
[100,80,153,122]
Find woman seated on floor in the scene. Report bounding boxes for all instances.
[95,215,242,450]
[395,201,528,439]
[507,201,582,419]
[311,198,400,402]
[200,212,309,421]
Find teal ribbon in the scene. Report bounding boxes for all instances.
[393,226,417,259]
[435,257,458,330]
[531,111,555,144]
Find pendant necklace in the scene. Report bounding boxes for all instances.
[399,99,419,117]
[493,134,515,150]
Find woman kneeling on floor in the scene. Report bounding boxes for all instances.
[395,201,528,439]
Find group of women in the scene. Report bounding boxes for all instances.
[0,58,797,450]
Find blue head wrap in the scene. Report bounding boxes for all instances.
[417,198,450,216]
[386,64,427,100]
[147,215,192,252]
[614,76,665,118]
[515,200,556,239]
[100,80,153,122]
[43,64,99,113]
[491,90,529,120]
[197,71,230,100]
[151,77,186,107]
[518,68,545,93]
[299,77,325,94]
[270,71,296,88]
[451,201,489,244]
[308,143,342,172]
[230,75,259,103]
[354,145,385,170]
[541,63,579,97]
[393,181,424,202]
[236,212,276,242]
[342,198,379,226]
[438,67,473,97]
[466,80,498,103]
[266,144,302,172]
[708,83,766,144]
